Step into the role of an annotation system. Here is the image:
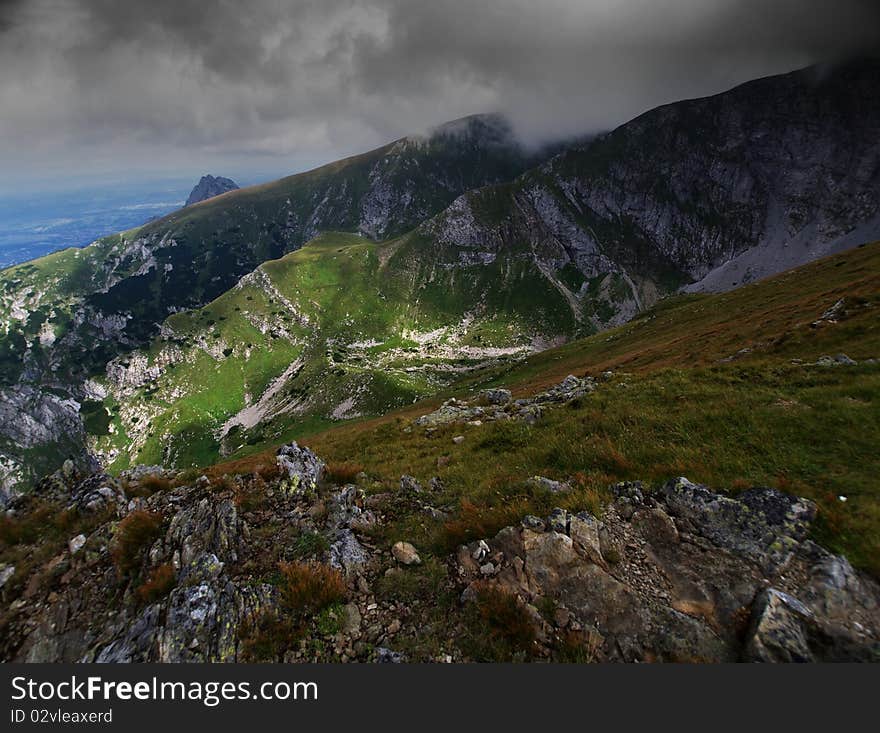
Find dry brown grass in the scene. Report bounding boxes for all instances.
[439,499,532,552]
[138,474,173,493]
[238,613,301,662]
[111,510,164,576]
[0,503,76,547]
[135,562,176,604]
[277,561,346,615]
[464,582,537,661]
[324,461,364,485]
[555,628,604,663]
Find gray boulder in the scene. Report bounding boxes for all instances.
[276,441,325,498]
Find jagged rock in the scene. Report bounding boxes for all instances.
[517,405,542,424]
[414,375,593,429]
[745,588,818,662]
[0,563,14,589]
[815,298,846,324]
[536,375,596,403]
[480,388,512,405]
[330,530,368,574]
[472,540,490,563]
[457,479,880,662]
[276,442,324,498]
[568,512,606,568]
[631,507,679,548]
[816,353,857,366]
[68,534,86,555]
[400,475,422,493]
[526,476,571,494]
[376,647,406,663]
[157,495,241,569]
[392,541,421,566]
[157,580,271,663]
[660,477,815,573]
[185,175,239,207]
[0,385,94,502]
[69,473,127,514]
[612,481,648,520]
[349,511,378,533]
[9,474,279,663]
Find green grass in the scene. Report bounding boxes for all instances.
[228,241,880,576]
[96,228,588,470]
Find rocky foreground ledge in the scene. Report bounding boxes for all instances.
[0,444,877,662]
[458,479,879,661]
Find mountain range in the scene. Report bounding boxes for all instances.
[1,58,879,498]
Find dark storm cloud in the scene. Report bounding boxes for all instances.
[0,0,24,31]
[2,0,879,184]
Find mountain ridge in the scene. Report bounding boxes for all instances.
[2,61,880,495]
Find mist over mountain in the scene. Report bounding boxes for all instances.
[2,0,879,185]
[1,60,878,496]
[1,4,880,666]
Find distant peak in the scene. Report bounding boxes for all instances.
[185,175,239,207]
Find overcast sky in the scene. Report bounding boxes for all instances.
[1,0,879,192]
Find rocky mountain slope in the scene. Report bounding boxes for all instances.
[90,231,577,472]
[1,241,879,663]
[185,175,239,206]
[1,423,877,662]
[2,61,880,496]
[88,59,880,474]
[414,58,880,314]
[0,115,540,496]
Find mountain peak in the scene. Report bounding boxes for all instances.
[185,175,239,207]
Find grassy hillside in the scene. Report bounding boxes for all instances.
[0,116,549,494]
[210,241,880,576]
[95,231,578,470]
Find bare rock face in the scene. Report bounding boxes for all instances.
[457,478,880,662]
[0,386,94,505]
[184,175,239,206]
[10,480,274,663]
[424,58,880,305]
[276,441,325,498]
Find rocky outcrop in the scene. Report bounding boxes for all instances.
[415,374,596,428]
[0,386,94,504]
[3,439,878,663]
[276,441,325,497]
[184,175,239,206]
[6,475,274,663]
[423,58,880,303]
[456,478,880,662]
[0,450,381,662]
[95,490,273,663]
